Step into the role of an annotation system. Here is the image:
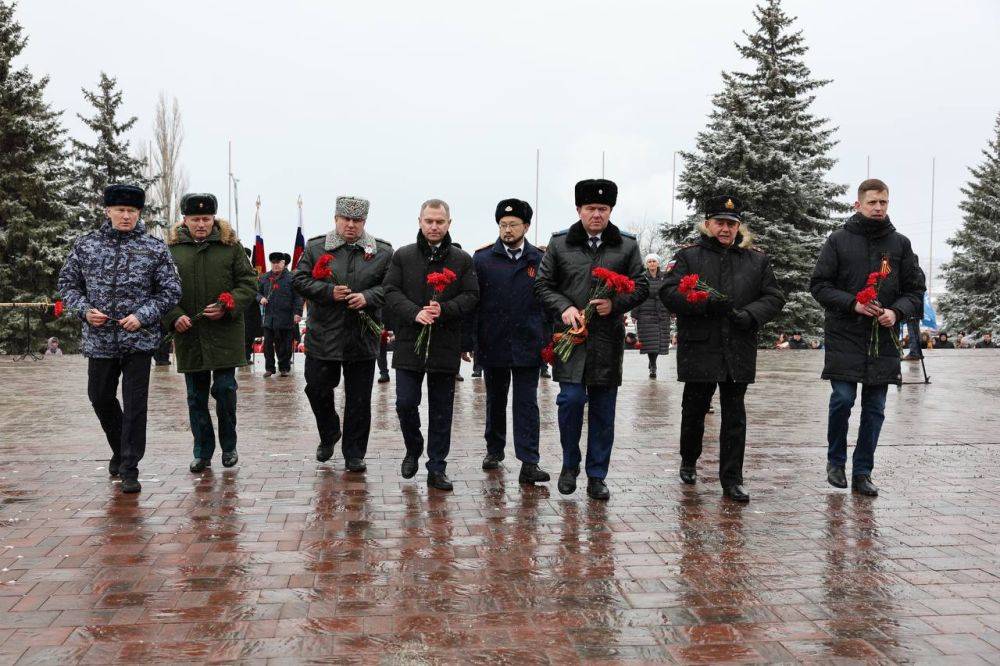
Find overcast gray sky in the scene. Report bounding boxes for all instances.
[18,0,1000,291]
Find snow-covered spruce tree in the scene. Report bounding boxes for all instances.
[662,0,848,338]
[70,72,155,231]
[0,1,81,352]
[938,112,1000,334]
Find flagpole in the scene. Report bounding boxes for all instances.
[670,151,678,227]
[928,157,936,299]
[534,148,540,246]
[228,140,233,233]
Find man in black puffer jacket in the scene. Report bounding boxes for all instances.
[661,195,785,503]
[383,199,479,491]
[810,179,926,497]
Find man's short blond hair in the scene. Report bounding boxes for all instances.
[419,199,451,218]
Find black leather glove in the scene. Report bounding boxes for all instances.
[728,308,755,331]
[705,297,733,318]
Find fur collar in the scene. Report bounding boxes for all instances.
[324,229,379,255]
[168,218,238,246]
[565,220,624,247]
[697,221,753,249]
[416,231,453,260]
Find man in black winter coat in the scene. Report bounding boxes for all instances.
[810,179,926,497]
[257,252,303,377]
[661,195,785,503]
[383,199,479,491]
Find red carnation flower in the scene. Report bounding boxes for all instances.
[679,274,700,294]
[53,300,64,317]
[218,292,236,311]
[312,254,334,280]
[541,342,555,365]
[865,272,879,287]
[685,290,709,304]
[855,286,878,305]
[634,341,643,350]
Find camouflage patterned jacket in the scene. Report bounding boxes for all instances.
[57,220,182,358]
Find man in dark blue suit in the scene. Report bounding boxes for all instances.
[470,199,551,485]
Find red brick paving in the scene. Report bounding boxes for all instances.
[0,350,998,663]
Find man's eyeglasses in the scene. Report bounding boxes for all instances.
[499,222,524,231]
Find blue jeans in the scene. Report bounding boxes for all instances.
[827,380,888,476]
[484,366,541,464]
[184,368,238,460]
[556,382,618,479]
[395,369,456,473]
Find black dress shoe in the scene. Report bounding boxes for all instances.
[586,477,610,501]
[222,451,238,468]
[540,368,551,378]
[557,466,579,495]
[649,371,657,378]
[378,374,391,383]
[189,458,210,473]
[482,453,503,470]
[427,471,453,491]
[121,478,141,494]
[109,456,121,477]
[316,431,342,463]
[400,455,419,479]
[471,370,482,378]
[679,466,697,485]
[455,375,464,382]
[827,463,847,488]
[263,370,275,378]
[723,485,750,502]
[852,475,879,497]
[345,458,367,473]
[279,370,289,377]
[518,463,550,485]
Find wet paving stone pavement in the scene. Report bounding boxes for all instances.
[1,350,999,664]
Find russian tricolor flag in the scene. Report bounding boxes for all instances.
[292,195,305,269]
[251,196,266,274]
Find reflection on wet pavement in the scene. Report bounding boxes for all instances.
[1,350,999,662]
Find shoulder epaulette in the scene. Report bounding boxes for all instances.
[307,234,326,242]
[374,237,393,248]
[551,229,569,237]
[475,242,493,252]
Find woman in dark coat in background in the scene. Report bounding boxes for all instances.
[631,253,672,378]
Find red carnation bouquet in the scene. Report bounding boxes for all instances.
[678,273,727,304]
[165,292,236,343]
[414,268,458,360]
[550,267,635,363]
[312,253,383,337]
[856,255,900,356]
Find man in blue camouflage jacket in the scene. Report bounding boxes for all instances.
[58,184,182,494]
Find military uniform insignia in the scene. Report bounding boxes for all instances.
[725,198,735,210]
[505,205,513,212]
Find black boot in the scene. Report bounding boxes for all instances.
[121,478,142,494]
[400,455,419,479]
[586,477,610,501]
[557,466,579,495]
[723,485,750,502]
[345,458,367,473]
[851,475,879,497]
[222,451,238,468]
[427,471,453,491]
[482,453,503,470]
[679,466,697,485]
[189,458,210,473]
[518,463,550,485]
[827,463,847,488]
[316,430,342,463]
[109,455,121,477]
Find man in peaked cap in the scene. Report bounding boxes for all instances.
[163,193,258,473]
[293,196,393,472]
[57,183,182,494]
[534,179,649,500]
[257,250,303,377]
[661,194,785,503]
[468,198,550,485]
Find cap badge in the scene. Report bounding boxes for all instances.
[198,202,204,209]
[505,206,513,212]
[725,198,734,210]
[598,189,603,195]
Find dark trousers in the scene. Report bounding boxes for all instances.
[647,353,658,371]
[484,366,541,464]
[87,353,152,480]
[395,369,456,473]
[184,368,238,460]
[906,319,922,358]
[556,382,618,479]
[304,356,376,459]
[680,381,748,487]
[153,338,171,365]
[827,380,888,476]
[263,327,293,372]
[377,340,389,378]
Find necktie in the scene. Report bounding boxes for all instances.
[509,248,521,261]
[589,236,600,250]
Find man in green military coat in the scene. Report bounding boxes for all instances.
[163,193,258,472]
